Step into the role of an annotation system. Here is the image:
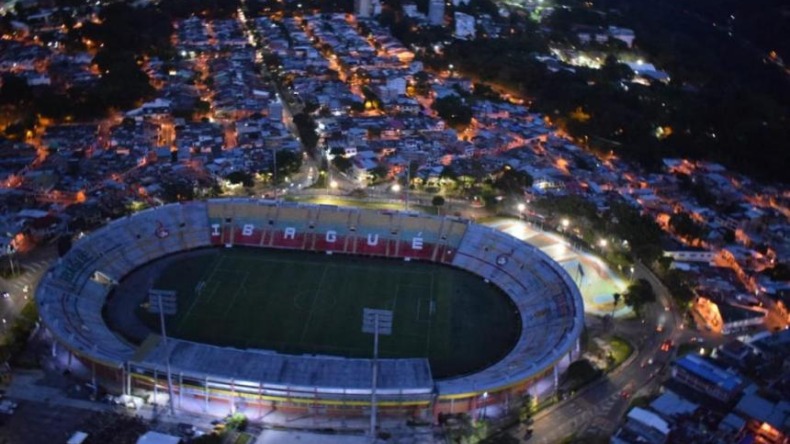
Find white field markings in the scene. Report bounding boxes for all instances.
[424,269,436,355]
[298,263,332,344]
[221,271,249,319]
[176,254,224,332]
[218,254,317,311]
[219,254,431,275]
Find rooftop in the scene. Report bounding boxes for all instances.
[675,354,743,393]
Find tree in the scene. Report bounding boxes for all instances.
[160,180,195,202]
[369,165,389,183]
[599,54,633,83]
[722,229,736,244]
[492,167,533,194]
[612,292,621,315]
[518,393,534,423]
[432,95,473,128]
[669,212,706,242]
[623,279,656,315]
[765,263,790,282]
[0,74,32,105]
[275,149,302,180]
[663,269,695,308]
[225,171,254,188]
[432,195,446,215]
[332,156,354,173]
[292,113,319,151]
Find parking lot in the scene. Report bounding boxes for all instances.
[0,399,94,444]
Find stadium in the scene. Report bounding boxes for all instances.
[36,199,584,420]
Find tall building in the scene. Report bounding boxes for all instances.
[428,0,444,26]
[355,0,372,18]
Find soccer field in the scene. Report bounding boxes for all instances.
[143,247,521,378]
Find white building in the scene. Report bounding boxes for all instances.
[454,12,476,40]
[371,0,382,15]
[428,0,445,26]
[402,3,421,18]
[608,26,636,48]
[386,77,407,95]
[355,0,372,18]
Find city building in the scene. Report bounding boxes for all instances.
[454,12,476,40]
[355,0,372,18]
[671,354,745,403]
[612,407,670,444]
[429,0,445,26]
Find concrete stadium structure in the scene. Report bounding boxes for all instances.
[36,199,584,419]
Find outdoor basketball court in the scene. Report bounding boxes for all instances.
[485,218,632,318]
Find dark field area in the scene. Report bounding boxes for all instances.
[140,247,521,379]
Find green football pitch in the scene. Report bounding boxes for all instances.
[143,247,521,378]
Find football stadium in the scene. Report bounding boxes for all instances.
[36,199,584,420]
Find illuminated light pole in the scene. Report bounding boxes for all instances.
[362,309,392,441]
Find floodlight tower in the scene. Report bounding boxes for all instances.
[154,290,177,416]
[362,308,393,441]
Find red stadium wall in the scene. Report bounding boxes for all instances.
[206,219,452,263]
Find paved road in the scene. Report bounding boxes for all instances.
[523,263,680,442]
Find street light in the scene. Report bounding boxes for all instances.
[517,203,526,213]
[561,218,570,229]
[391,183,401,193]
[598,239,608,248]
[329,179,338,190]
[481,391,489,421]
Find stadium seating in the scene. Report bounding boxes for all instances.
[441,224,583,396]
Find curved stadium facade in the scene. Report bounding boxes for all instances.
[36,199,584,418]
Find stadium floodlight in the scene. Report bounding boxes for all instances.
[154,291,177,416]
[481,391,489,420]
[362,309,393,439]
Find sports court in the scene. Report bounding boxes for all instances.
[485,218,631,318]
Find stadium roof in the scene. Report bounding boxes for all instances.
[133,336,434,394]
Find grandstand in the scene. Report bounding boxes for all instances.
[36,199,583,419]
